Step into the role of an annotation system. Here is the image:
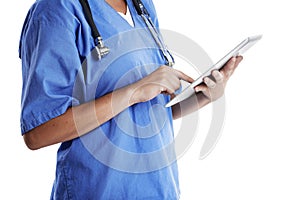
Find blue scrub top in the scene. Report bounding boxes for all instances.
[19,0,180,199]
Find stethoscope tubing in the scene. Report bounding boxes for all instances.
[79,0,174,65]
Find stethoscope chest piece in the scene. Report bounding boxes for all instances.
[80,0,175,65]
[94,36,110,59]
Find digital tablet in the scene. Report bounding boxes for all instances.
[165,35,262,107]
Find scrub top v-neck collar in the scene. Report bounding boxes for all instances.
[101,0,141,29]
[118,6,134,27]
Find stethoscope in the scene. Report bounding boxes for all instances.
[79,0,175,66]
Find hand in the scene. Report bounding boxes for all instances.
[194,56,243,102]
[131,66,194,103]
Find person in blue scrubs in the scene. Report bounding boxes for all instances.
[19,0,243,199]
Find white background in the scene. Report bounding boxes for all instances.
[1,0,299,199]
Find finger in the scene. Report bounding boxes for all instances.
[236,55,243,63]
[159,85,174,95]
[194,83,207,93]
[212,70,224,84]
[227,56,237,71]
[159,83,175,95]
[204,77,216,88]
[227,56,243,75]
[234,56,243,67]
[221,57,237,78]
[170,93,176,99]
[174,69,194,83]
[165,87,176,95]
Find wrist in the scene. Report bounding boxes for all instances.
[127,83,142,106]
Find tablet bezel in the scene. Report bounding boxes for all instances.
[165,35,262,107]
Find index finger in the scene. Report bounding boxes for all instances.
[174,69,194,83]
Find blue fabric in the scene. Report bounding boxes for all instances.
[19,0,180,199]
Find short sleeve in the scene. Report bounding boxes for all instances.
[19,17,82,134]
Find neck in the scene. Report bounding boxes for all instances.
[105,0,127,14]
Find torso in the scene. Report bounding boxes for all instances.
[20,0,180,199]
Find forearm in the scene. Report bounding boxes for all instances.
[171,92,211,120]
[23,65,196,150]
[23,85,135,150]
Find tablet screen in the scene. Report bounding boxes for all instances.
[165,35,262,107]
